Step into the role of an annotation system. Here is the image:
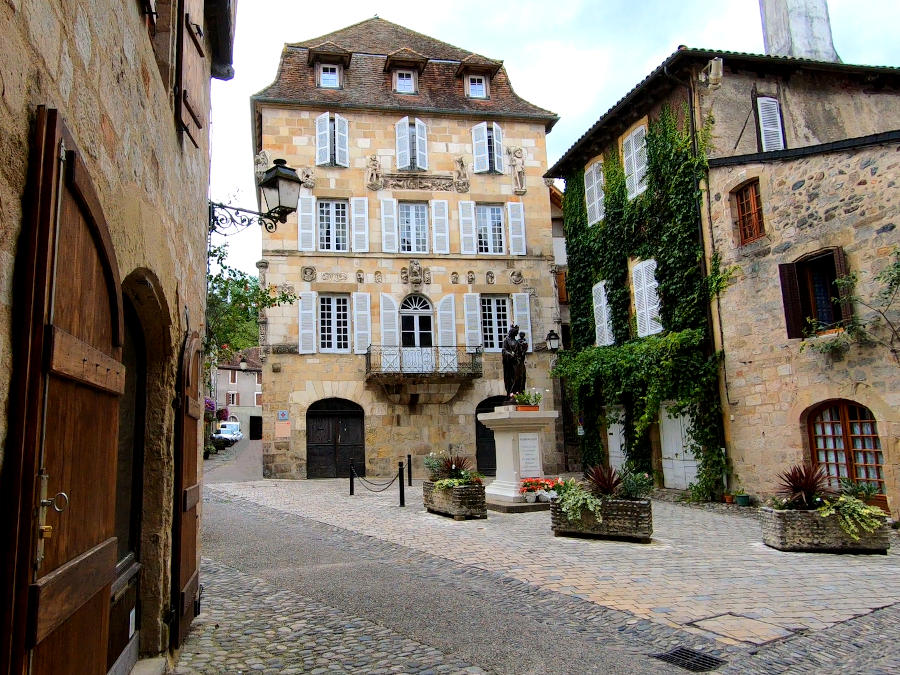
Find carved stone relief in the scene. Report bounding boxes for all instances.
[280,282,295,294]
[356,270,365,283]
[510,270,524,285]
[365,154,384,190]
[383,173,455,191]
[543,177,556,188]
[466,270,475,284]
[400,267,409,284]
[254,150,272,184]
[486,271,495,284]
[507,146,527,195]
[320,272,348,282]
[300,167,316,189]
[450,271,459,284]
[454,157,470,193]
[374,271,383,283]
[409,260,423,285]
[423,268,432,284]
[302,266,316,282]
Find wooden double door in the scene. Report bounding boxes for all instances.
[306,399,365,478]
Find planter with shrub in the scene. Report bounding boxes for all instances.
[422,453,486,520]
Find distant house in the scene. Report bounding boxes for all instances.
[547,11,899,515]
[215,348,264,440]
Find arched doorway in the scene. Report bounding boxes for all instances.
[475,396,509,476]
[307,398,365,478]
[400,294,434,372]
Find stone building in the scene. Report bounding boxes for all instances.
[0,1,234,672]
[214,348,263,439]
[547,29,900,512]
[250,18,561,479]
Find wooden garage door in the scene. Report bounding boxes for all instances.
[306,399,365,478]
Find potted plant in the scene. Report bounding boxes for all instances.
[512,389,542,411]
[760,464,890,553]
[422,453,486,520]
[733,486,750,507]
[550,466,653,542]
[840,478,889,513]
[519,477,546,502]
[723,491,734,504]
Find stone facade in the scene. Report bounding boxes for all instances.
[254,20,562,480]
[0,0,233,661]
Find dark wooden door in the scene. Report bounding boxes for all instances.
[476,396,508,476]
[3,108,125,674]
[171,332,202,648]
[306,400,364,478]
[249,415,263,440]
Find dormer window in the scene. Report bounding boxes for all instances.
[318,64,342,88]
[395,69,417,94]
[467,75,488,98]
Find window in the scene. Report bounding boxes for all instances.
[318,64,341,88]
[229,369,236,384]
[556,271,569,304]
[584,161,605,225]
[467,75,487,98]
[623,125,647,199]
[592,281,614,346]
[480,296,510,351]
[318,200,349,251]
[632,259,662,337]
[395,116,428,170]
[399,203,428,253]
[256,371,262,385]
[475,204,504,254]
[809,401,885,503]
[319,294,350,352]
[395,69,416,93]
[227,391,238,406]
[778,248,851,338]
[733,179,764,244]
[756,96,785,152]
[472,122,504,173]
[400,296,433,348]
[315,112,349,167]
[255,392,262,406]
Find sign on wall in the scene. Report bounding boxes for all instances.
[518,433,542,478]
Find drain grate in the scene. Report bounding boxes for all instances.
[651,646,726,672]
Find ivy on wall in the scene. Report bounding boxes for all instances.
[554,106,727,500]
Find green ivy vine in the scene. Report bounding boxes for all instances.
[554,106,727,501]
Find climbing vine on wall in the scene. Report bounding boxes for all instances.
[554,106,727,500]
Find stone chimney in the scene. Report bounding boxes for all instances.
[759,0,841,62]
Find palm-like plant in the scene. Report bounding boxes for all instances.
[585,465,622,497]
[439,455,472,480]
[775,464,834,509]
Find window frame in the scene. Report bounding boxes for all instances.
[398,202,429,254]
[475,204,505,255]
[778,248,851,338]
[317,199,350,252]
[466,74,489,99]
[480,295,510,352]
[394,69,417,94]
[255,392,262,406]
[732,178,765,245]
[318,63,342,89]
[227,391,237,406]
[318,293,351,353]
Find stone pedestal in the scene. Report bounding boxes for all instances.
[477,406,558,502]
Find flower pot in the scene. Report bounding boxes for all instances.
[551,499,652,543]
[735,494,751,507]
[523,491,537,503]
[423,481,486,520]
[723,494,734,504]
[516,405,540,412]
[759,506,889,553]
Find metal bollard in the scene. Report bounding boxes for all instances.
[407,454,413,486]
[398,461,405,507]
[350,463,354,496]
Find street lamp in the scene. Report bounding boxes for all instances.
[545,330,561,352]
[239,356,248,371]
[209,159,302,235]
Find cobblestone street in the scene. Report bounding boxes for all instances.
[177,446,900,673]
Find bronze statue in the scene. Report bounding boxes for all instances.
[514,331,528,394]
[502,325,527,397]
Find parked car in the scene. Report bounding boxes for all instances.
[211,422,243,447]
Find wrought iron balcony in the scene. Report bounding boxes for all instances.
[365,345,483,381]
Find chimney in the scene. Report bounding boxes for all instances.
[759,0,841,62]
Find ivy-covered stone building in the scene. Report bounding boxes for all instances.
[546,44,900,515]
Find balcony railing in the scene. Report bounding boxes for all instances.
[365,345,483,379]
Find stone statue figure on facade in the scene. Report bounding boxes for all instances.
[502,325,527,398]
[507,146,527,194]
[299,167,316,189]
[453,156,470,192]
[254,150,272,184]
[365,154,384,190]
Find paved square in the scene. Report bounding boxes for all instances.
[692,614,794,645]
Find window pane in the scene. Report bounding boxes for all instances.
[334,202,348,251]
[319,297,333,349]
[321,66,338,87]
[335,296,349,350]
[476,205,503,254]
[469,76,485,97]
[397,72,414,93]
[318,202,331,250]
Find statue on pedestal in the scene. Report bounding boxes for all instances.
[502,325,527,398]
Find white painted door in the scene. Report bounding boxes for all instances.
[660,404,697,489]
[606,407,626,472]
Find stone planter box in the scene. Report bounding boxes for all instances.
[551,499,652,543]
[759,506,890,554]
[423,481,487,520]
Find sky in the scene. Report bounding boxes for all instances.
[209,0,900,275]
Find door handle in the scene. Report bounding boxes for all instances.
[41,492,69,513]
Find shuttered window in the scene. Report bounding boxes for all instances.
[476,205,504,254]
[352,292,371,354]
[632,259,662,337]
[480,295,509,351]
[396,117,428,170]
[437,295,458,372]
[464,293,482,353]
[297,196,316,252]
[350,197,369,252]
[778,248,851,338]
[757,96,785,152]
[319,294,350,353]
[733,179,764,244]
[623,125,647,199]
[458,201,477,255]
[176,0,207,148]
[298,291,317,354]
[592,281,614,346]
[399,202,428,253]
[507,202,526,255]
[472,122,503,173]
[584,161,605,225]
[431,200,449,254]
[315,112,349,167]
[381,199,399,253]
[318,200,348,251]
[512,292,532,353]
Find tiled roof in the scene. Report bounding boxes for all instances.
[546,47,900,177]
[220,347,263,371]
[253,18,557,130]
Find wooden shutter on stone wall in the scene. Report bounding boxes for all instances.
[415,118,428,170]
[395,117,410,170]
[492,123,504,173]
[832,247,852,322]
[778,262,803,339]
[334,114,349,168]
[176,0,207,148]
[464,293,482,353]
[298,292,317,353]
[381,199,398,253]
[512,293,532,352]
[431,200,449,254]
[352,293,371,354]
[315,113,330,166]
[350,197,369,252]
[297,196,315,252]
[472,123,488,173]
[507,202,525,255]
[757,96,785,152]
[458,201,476,255]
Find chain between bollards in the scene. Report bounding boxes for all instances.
[398,461,405,507]
[407,454,412,486]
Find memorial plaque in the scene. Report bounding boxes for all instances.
[518,433,542,477]
[275,421,291,438]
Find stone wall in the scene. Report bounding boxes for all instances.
[708,142,899,517]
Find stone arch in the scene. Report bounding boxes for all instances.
[306,398,365,478]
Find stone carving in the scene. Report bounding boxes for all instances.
[365,154,384,190]
[280,282,295,294]
[466,270,475,284]
[423,268,432,284]
[543,177,556,188]
[510,270,524,285]
[486,271,495,284]
[300,167,316,189]
[409,260,423,285]
[507,146,527,194]
[454,157,470,192]
[383,173,455,191]
[271,344,299,354]
[256,259,269,287]
[254,150,272,184]
[400,267,409,284]
[374,271,383,283]
[302,266,316,282]
[450,271,459,284]
[356,270,365,283]
[321,272,348,281]
[258,319,268,346]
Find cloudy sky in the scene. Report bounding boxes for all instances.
[210,0,900,274]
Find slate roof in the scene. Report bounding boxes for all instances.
[546,47,900,178]
[252,18,557,130]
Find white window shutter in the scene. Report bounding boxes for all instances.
[334,113,349,167]
[395,116,410,170]
[632,263,648,337]
[507,202,526,255]
[512,292,532,352]
[437,295,458,372]
[458,201,476,255]
[315,112,330,165]
[352,292,371,354]
[297,196,315,251]
[633,126,647,196]
[472,122,488,173]
[644,258,663,334]
[350,197,369,252]
[381,198,398,253]
[298,291,317,354]
[593,281,614,346]
[380,293,400,372]
[623,132,635,198]
[415,118,428,170]
[463,293,481,353]
[431,199,449,254]
[584,164,598,225]
[757,96,785,151]
[492,122,504,173]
